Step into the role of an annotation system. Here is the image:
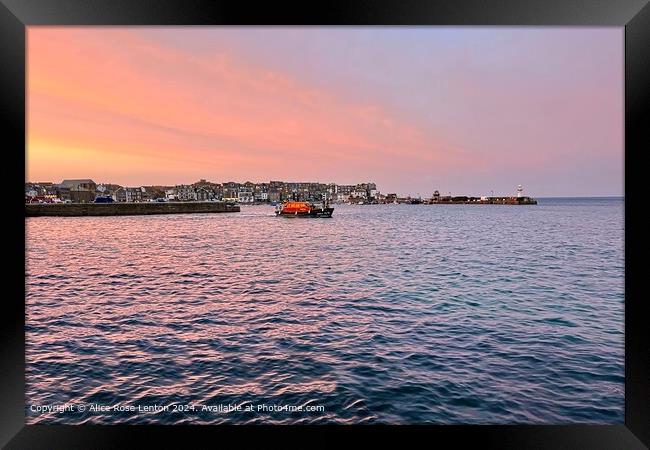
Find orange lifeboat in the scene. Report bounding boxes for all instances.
[280,201,312,214]
[275,200,334,217]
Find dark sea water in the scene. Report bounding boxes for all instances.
[25,197,625,424]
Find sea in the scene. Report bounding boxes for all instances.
[25,197,625,424]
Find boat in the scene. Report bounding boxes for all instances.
[275,200,334,218]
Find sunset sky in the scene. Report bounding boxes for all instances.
[27,27,623,197]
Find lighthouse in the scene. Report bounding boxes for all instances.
[517,184,523,198]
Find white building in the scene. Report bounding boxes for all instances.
[254,191,269,202]
[127,187,146,203]
[175,185,197,201]
[238,189,254,203]
[196,187,213,201]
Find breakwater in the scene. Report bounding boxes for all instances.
[427,196,537,205]
[348,196,538,205]
[25,201,240,217]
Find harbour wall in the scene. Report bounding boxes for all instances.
[25,201,240,217]
[427,199,537,205]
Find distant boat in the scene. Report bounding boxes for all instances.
[275,201,333,218]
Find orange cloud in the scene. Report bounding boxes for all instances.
[27,28,456,186]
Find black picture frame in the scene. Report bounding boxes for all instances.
[2,0,648,448]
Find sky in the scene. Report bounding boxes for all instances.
[27,27,623,197]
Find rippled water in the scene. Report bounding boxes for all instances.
[25,198,624,424]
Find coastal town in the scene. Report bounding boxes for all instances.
[24,179,536,205]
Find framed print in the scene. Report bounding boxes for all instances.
[1,0,648,448]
